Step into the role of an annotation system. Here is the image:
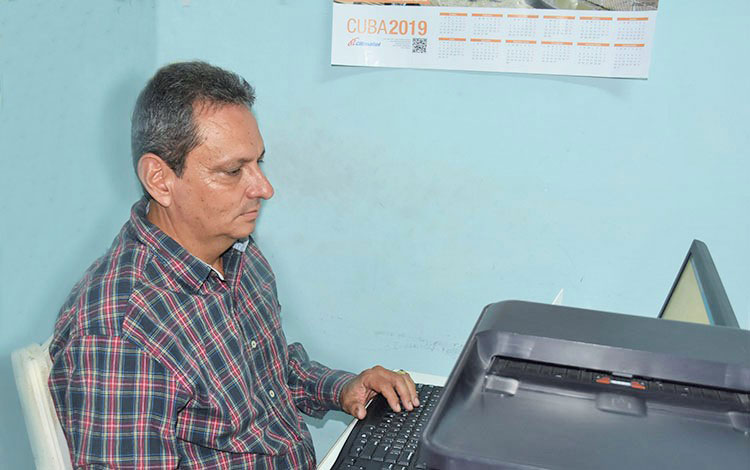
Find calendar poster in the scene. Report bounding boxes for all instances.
[331,1,659,78]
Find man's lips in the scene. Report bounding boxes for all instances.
[240,208,260,219]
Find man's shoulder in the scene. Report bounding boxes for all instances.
[53,227,151,341]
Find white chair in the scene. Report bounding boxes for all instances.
[11,336,74,470]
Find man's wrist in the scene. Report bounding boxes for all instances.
[329,371,358,411]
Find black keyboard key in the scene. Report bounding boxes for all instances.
[384,450,401,464]
[354,458,382,470]
[397,450,415,466]
[360,440,380,459]
[371,444,390,462]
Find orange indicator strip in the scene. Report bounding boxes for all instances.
[438,37,467,42]
[470,38,502,43]
[508,14,539,19]
[631,381,647,390]
[506,39,537,44]
[618,17,648,21]
[615,43,645,47]
[596,377,611,385]
[440,12,468,17]
[542,41,573,45]
[577,42,610,47]
[543,15,575,20]
[472,13,502,17]
[580,16,613,21]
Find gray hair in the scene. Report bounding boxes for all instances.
[131,61,255,178]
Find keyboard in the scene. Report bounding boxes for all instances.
[330,383,443,470]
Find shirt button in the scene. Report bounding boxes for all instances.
[250,340,258,349]
[268,389,276,398]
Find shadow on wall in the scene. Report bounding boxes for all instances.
[99,72,147,201]
[1,357,35,468]
[305,410,351,431]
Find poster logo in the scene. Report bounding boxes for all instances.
[347,37,381,47]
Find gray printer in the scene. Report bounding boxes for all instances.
[421,301,750,470]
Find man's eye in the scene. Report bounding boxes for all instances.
[226,168,242,176]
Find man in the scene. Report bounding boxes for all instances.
[49,61,418,469]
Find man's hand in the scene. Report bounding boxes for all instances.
[340,366,420,420]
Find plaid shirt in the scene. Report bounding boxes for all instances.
[49,198,355,469]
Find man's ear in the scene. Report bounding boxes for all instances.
[137,153,175,207]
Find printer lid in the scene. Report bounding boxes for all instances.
[472,300,750,390]
[421,301,750,470]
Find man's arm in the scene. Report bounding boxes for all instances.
[49,335,188,469]
[286,342,356,418]
[286,343,419,419]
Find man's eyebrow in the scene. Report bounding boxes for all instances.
[245,149,266,162]
[228,149,266,165]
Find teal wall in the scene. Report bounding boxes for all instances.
[2,0,748,466]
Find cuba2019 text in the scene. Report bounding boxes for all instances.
[347,18,428,36]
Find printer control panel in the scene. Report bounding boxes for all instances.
[486,356,750,412]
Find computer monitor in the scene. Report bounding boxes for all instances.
[658,239,739,328]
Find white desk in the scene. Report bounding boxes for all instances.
[317,371,447,470]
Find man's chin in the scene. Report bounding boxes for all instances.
[231,223,256,240]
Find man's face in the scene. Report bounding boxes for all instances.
[169,103,273,248]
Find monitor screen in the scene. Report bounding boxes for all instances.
[658,240,739,328]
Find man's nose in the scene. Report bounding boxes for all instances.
[247,169,274,200]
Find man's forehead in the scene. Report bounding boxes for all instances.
[193,103,262,140]
[187,103,264,166]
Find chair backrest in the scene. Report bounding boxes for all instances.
[11,337,74,470]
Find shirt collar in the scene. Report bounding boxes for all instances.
[128,197,247,291]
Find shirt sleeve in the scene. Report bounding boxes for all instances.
[285,342,356,418]
[48,335,189,469]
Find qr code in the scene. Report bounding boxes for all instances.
[412,38,427,54]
